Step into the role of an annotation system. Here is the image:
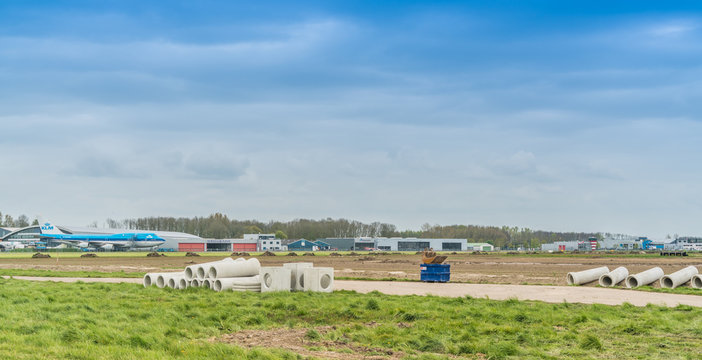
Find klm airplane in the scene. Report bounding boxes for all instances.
[39,222,166,251]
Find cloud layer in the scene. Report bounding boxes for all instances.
[1,2,701,238]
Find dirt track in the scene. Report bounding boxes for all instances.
[3,253,701,286]
[4,276,701,307]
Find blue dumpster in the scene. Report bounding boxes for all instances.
[420,263,450,282]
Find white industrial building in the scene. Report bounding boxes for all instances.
[349,237,485,252]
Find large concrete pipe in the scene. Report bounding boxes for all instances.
[167,276,182,289]
[660,266,699,289]
[143,272,170,287]
[184,264,199,281]
[566,266,609,285]
[156,272,185,288]
[190,279,201,287]
[202,279,214,290]
[213,275,261,292]
[692,274,702,289]
[197,257,236,280]
[208,258,261,279]
[625,267,664,288]
[178,278,189,289]
[599,266,629,287]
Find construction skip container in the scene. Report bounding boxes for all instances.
[420,263,450,283]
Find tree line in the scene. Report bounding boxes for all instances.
[107,213,601,249]
[0,212,38,228]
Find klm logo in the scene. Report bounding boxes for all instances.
[41,223,54,231]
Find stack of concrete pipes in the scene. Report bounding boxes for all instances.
[567,265,701,289]
[143,258,335,293]
[143,257,262,292]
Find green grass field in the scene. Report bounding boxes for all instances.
[0,279,699,359]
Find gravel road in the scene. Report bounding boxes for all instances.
[4,276,700,307]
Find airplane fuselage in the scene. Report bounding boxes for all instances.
[41,232,165,249]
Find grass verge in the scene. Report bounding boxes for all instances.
[0,279,700,359]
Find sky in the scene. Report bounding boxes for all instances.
[1,1,701,238]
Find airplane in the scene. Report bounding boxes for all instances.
[38,222,166,251]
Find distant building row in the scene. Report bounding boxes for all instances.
[1,225,496,252]
[541,236,702,252]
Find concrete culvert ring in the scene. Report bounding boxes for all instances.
[157,276,167,288]
[185,267,194,280]
[320,274,331,289]
[143,274,153,287]
[197,267,206,280]
[209,268,217,279]
[661,276,674,288]
[179,278,188,289]
[600,275,613,287]
[566,273,575,285]
[693,276,702,289]
[264,273,272,288]
[627,277,639,288]
[214,280,222,291]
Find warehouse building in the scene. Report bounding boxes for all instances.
[317,238,355,251]
[287,239,330,251]
[312,237,475,252]
[541,241,590,252]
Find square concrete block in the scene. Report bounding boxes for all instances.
[260,267,292,292]
[301,267,334,293]
[283,262,314,291]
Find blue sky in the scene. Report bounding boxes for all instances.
[1,1,701,238]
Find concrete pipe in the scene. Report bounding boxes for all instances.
[208,258,260,279]
[178,278,189,289]
[625,267,664,288]
[184,264,200,281]
[202,279,213,290]
[143,273,170,287]
[213,276,261,292]
[167,277,181,289]
[197,257,236,280]
[691,274,702,289]
[660,266,699,289]
[190,279,201,287]
[156,272,185,288]
[599,266,629,287]
[566,266,609,285]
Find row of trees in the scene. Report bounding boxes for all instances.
[0,212,38,228]
[108,213,601,249]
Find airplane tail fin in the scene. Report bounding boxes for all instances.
[39,221,63,235]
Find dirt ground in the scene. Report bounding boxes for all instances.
[216,325,407,360]
[1,252,700,287]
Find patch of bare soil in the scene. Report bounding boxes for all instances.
[216,326,403,360]
[80,253,98,258]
